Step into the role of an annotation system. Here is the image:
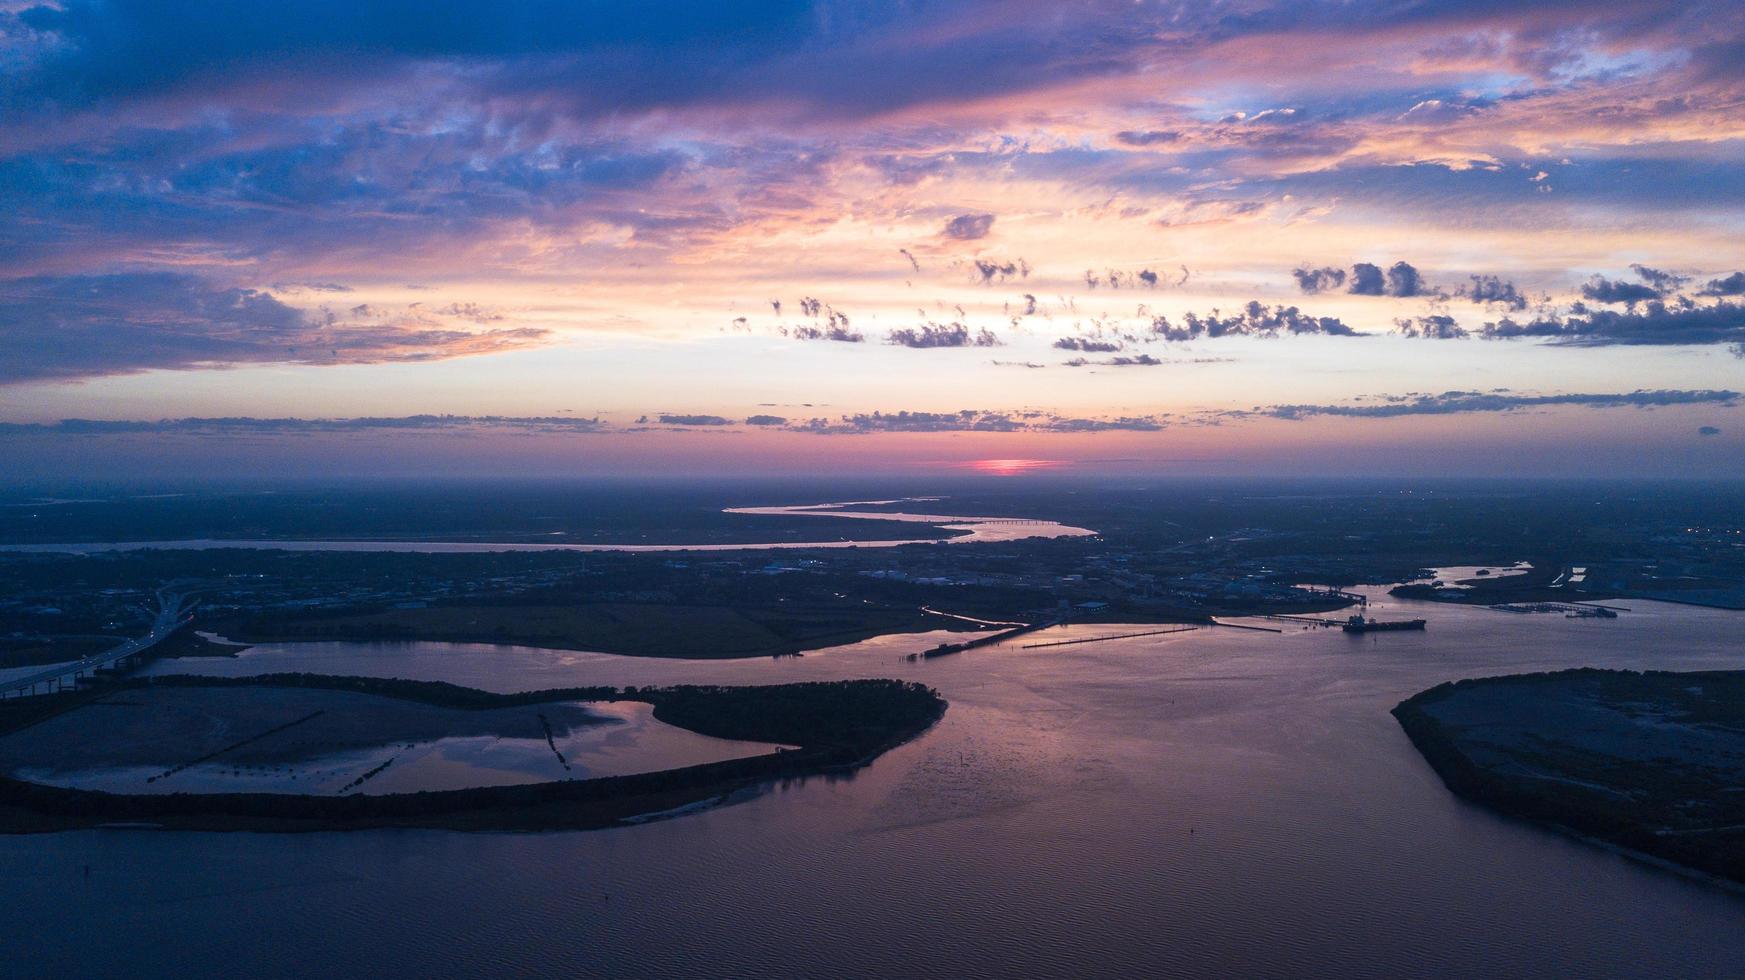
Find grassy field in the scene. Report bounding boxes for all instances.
[222,601,976,658]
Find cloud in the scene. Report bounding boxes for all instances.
[1399,99,1483,123]
[1331,261,1425,297]
[1396,315,1468,339]
[1349,262,1386,296]
[1385,261,1426,298]
[886,323,1000,348]
[972,258,1029,284]
[1150,301,1360,340]
[1064,354,1163,367]
[943,213,995,240]
[1115,130,1182,146]
[1041,415,1164,431]
[1481,298,1745,346]
[1462,275,1529,311]
[1701,272,1745,296]
[791,409,1166,435]
[656,414,732,426]
[791,324,864,342]
[1698,425,1722,436]
[1629,264,1688,293]
[745,414,788,426]
[1293,266,1346,294]
[0,273,546,384]
[794,410,1026,434]
[1256,389,1738,420]
[1581,275,1663,305]
[1053,337,1122,352]
[0,415,607,436]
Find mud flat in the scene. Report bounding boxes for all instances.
[0,675,945,833]
[1394,668,1745,886]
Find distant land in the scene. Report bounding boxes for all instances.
[1394,669,1745,886]
[8,480,1745,670]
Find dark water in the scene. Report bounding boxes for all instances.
[5,591,1744,978]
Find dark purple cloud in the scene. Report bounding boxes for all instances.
[1396,315,1468,339]
[1581,276,1663,305]
[943,213,995,240]
[0,415,606,436]
[886,323,1001,348]
[1258,388,1737,420]
[1701,272,1745,296]
[657,414,732,426]
[1385,261,1426,297]
[1462,275,1529,311]
[1482,298,1745,346]
[792,409,1166,434]
[1115,130,1182,146]
[1150,301,1360,340]
[1348,262,1386,295]
[1293,266,1346,293]
[791,324,865,343]
[0,273,546,384]
[1053,337,1123,352]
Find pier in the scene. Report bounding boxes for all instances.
[1021,626,1198,649]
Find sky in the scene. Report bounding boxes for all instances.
[2,0,1744,481]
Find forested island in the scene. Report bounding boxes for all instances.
[0,675,945,833]
[1394,668,1745,886]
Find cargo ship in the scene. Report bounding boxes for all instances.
[1342,614,1427,633]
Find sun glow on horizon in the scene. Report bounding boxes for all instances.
[957,458,1068,477]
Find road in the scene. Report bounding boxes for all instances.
[3,591,191,697]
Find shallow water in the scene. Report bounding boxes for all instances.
[7,700,782,796]
[5,589,1745,978]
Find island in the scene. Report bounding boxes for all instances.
[0,675,945,833]
[1394,668,1745,886]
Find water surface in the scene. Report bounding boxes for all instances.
[5,590,1744,978]
[0,499,1097,555]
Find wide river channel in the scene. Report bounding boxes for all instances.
[0,500,1098,554]
[1,587,1740,977]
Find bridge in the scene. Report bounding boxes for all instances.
[1,590,194,698]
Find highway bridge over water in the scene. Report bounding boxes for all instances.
[2,591,193,698]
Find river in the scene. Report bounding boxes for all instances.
[0,500,1098,554]
[2,588,1741,977]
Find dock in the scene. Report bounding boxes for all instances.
[906,618,1060,661]
[1021,626,1198,649]
[1209,619,1284,633]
